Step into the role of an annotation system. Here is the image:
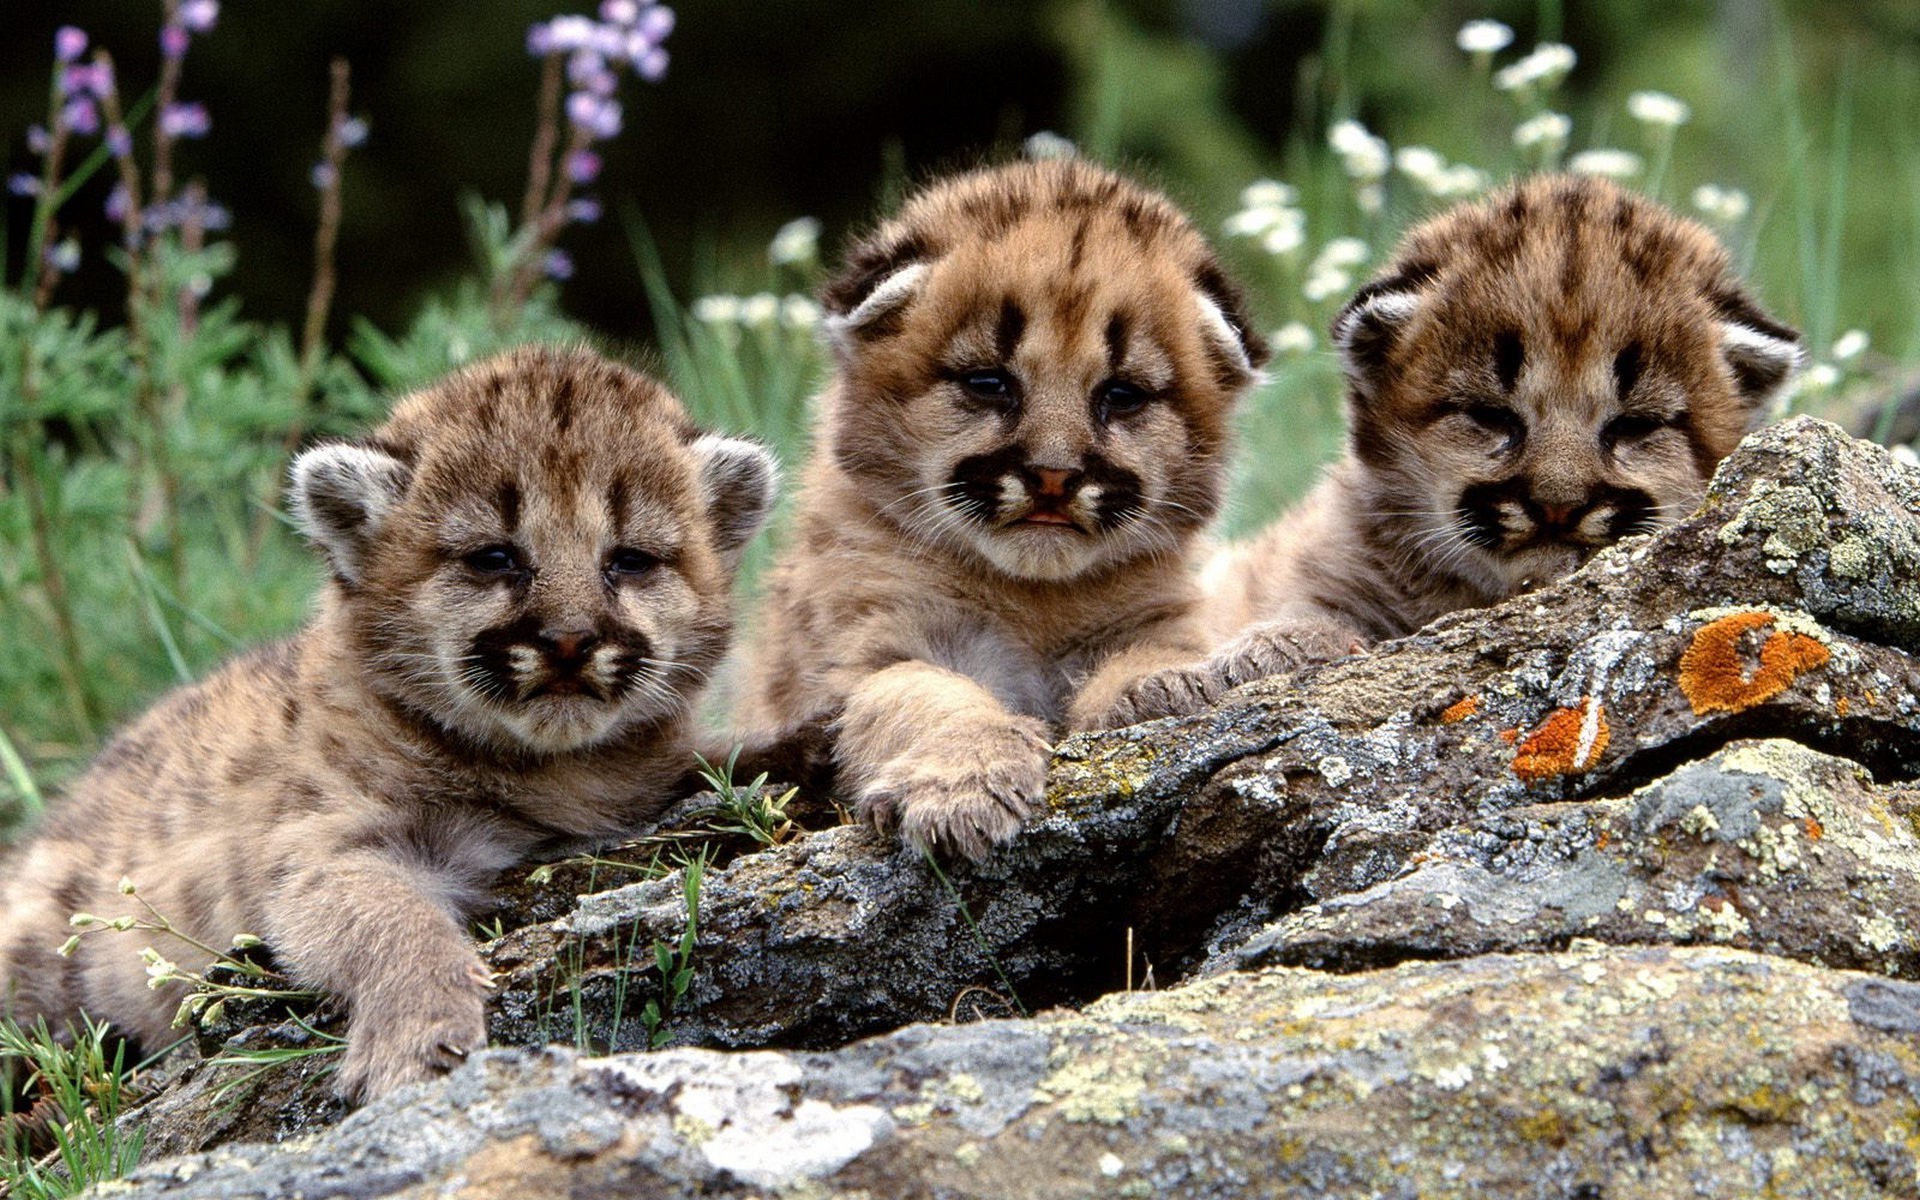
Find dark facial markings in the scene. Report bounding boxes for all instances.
[467,613,651,705]
[1457,477,1656,552]
[1493,331,1524,392]
[1613,342,1643,396]
[995,298,1027,364]
[947,445,1145,533]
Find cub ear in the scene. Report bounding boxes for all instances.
[287,443,412,586]
[1331,279,1427,408]
[692,435,780,565]
[1192,264,1270,389]
[822,261,929,356]
[1714,291,1804,421]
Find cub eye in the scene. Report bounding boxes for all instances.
[959,369,1018,409]
[605,548,659,578]
[1603,413,1667,447]
[1464,404,1524,445]
[463,545,523,575]
[1095,380,1150,419]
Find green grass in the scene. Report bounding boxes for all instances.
[0,1017,142,1198]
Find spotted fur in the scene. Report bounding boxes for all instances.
[0,346,776,1102]
[1119,174,1803,720]
[737,157,1267,858]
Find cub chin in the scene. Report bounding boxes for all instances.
[735,157,1268,860]
[1121,173,1804,721]
[0,346,776,1102]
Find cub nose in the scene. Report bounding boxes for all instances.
[1027,466,1082,500]
[538,627,600,664]
[1536,501,1579,531]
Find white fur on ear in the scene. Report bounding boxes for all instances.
[287,443,412,586]
[1194,291,1261,385]
[1332,290,1423,401]
[824,262,929,353]
[1718,319,1806,418]
[692,434,780,564]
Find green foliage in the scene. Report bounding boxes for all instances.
[0,1017,142,1199]
[639,850,706,1049]
[691,747,799,849]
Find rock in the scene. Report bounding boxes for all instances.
[103,417,1920,1186]
[100,944,1920,1198]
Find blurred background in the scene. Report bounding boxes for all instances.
[2,0,1917,833]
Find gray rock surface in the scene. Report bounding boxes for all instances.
[95,417,1920,1194]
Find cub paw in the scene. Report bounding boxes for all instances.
[335,960,492,1104]
[856,718,1050,862]
[1101,616,1367,726]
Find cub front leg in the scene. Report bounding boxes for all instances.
[1095,607,1368,727]
[263,845,494,1103]
[839,661,1051,861]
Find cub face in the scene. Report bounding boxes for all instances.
[291,346,776,754]
[1335,175,1803,595]
[821,158,1269,582]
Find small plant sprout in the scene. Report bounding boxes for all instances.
[693,747,799,847]
[638,848,706,1048]
[0,1015,143,1197]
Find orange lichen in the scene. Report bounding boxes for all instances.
[1499,727,1521,745]
[1511,697,1610,783]
[1803,816,1824,842]
[1835,697,1851,717]
[1595,828,1612,851]
[1677,611,1831,716]
[1440,695,1482,724]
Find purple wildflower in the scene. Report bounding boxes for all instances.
[311,162,337,189]
[566,197,603,223]
[46,239,81,274]
[161,102,211,139]
[178,0,220,33]
[336,116,369,147]
[565,149,602,183]
[544,249,575,280]
[55,26,89,64]
[567,49,608,86]
[546,16,596,52]
[26,125,50,154]
[106,124,133,157]
[63,98,100,135]
[105,183,131,222]
[8,174,41,197]
[62,62,111,98]
[637,6,674,42]
[600,1,640,25]
[527,24,555,55]
[635,46,668,82]
[566,92,622,139]
[160,24,189,59]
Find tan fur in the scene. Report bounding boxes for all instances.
[1119,175,1804,719]
[736,158,1268,858]
[0,346,776,1102]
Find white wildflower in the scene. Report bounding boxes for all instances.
[1329,119,1389,181]
[1796,363,1841,394]
[1304,264,1353,303]
[739,292,781,328]
[1356,182,1384,215]
[1240,178,1297,210]
[1493,43,1576,93]
[1626,90,1690,128]
[1567,148,1643,179]
[767,216,821,267]
[69,912,100,927]
[1394,145,1447,189]
[1456,19,1514,56]
[780,294,821,328]
[1513,111,1572,152]
[230,933,264,950]
[56,935,81,958]
[691,294,742,324]
[1316,237,1370,269]
[1271,321,1314,355]
[1691,184,1750,224]
[118,876,137,895]
[1261,212,1308,255]
[1023,130,1077,161]
[1831,329,1869,362]
[1430,164,1488,197]
[143,952,180,989]
[1892,444,1920,469]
